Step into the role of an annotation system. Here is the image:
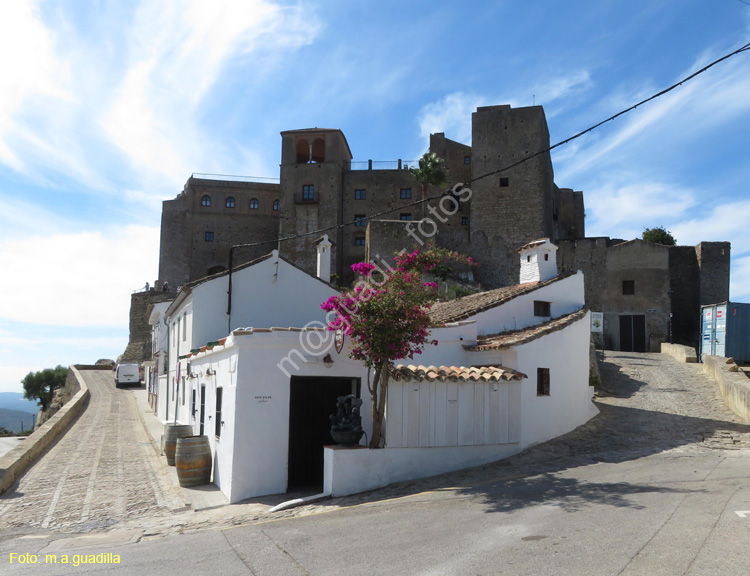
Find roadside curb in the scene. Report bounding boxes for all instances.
[0,366,91,495]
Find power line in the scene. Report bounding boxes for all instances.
[229,40,750,251]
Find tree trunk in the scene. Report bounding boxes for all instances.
[369,363,390,448]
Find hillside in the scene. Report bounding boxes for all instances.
[0,392,39,413]
[0,408,36,434]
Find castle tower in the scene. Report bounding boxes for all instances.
[518,238,558,283]
[469,105,556,287]
[278,129,352,279]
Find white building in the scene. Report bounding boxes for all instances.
[183,237,597,503]
[144,300,173,412]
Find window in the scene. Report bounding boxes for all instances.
[400,188,412,199]
[464,156,471,164]
[622,280,635,295]
[354,235,366,246]
[400,213,412,221]
[225,196,235,208]
[462,217,469,226]
[273,199,280,211]
[499,178,509,187]
[205,231,214,242]
[303,184,315,200]
[249,198,259,210]
[181,377,185,405]
[355,189,366,200]
[201,195,211,207]
[215,387,223,438]
[537,368,550,396]
[182,313,187,342]
[544,254,549,261]
[354,214,367,227]
[534,300,551,317]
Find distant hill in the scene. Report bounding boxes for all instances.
[0,408,36,434]
[0,392,39,414]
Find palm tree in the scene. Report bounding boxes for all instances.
[409,152,447,220]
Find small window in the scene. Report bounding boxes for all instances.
[201,195,211,207]
[534,301,551,317]
[205,231,214,242]
[354,214,367,227]
[622,280,635,295]
[272,199,280,211]
[182,313,187,341]
[400,188,412,199]
[354,235,366,246]
[400,214,412,221]
[527,255,531,262]
[215,387,223,438]
[464,156,471,164]
[225,196,235,208]
[537,368,550,396]
[355,189,366,200]
[249,198,259,210]
[544,254,549,261]
[303,184,315,200]
[499,178,509,187]
[461,217,469,226]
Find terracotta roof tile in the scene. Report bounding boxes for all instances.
[429,273,573,325]
[464,307,588,351]
[390,364,526,382]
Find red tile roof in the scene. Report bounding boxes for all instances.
[429,272,573,325]
[464,307,589,351]
[390,364,526,382]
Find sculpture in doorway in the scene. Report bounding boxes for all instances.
[329,394,364,446]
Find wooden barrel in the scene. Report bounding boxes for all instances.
[164,424,194,466]
[175,435,212,487]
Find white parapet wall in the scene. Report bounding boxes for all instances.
[702,355,750,423]
[324,443,523,497]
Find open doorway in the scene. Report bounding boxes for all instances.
[288,376,360,492]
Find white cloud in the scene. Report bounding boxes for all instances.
[418,92,493,146]
[0,225,159,326]
[730,255,750,303]
[670,200,750,254]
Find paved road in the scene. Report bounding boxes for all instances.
[0,371,184,533]
[2,353,750,575]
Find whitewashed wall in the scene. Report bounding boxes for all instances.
[470,272,585,335]
[386,378,522,448]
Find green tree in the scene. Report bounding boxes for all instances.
[409,152,447,220]
[643,226,676,246]
[22,365,68,411]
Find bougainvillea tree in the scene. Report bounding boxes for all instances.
[321,246,473,448]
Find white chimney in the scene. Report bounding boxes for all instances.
[316,234,333,283]
[518,238,558,283]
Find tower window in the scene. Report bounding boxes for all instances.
[273,199,280,211]
[400,214,412,221]
[462,217,469,225]
[201,195,211,207]
[464,156,471,164]
[355,189,366,200]
[354,214,367,226]
[225,197,235,208]
[499,178,509,187]
[354,234,365,246]
[400,188,412,199]
[249,198,259,210]
[303,185,315,200]
[205,231,214,242]
[622,280,635,295]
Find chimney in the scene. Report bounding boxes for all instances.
[517,238,558,283]
[315,234,333,283]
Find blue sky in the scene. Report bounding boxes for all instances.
[1,0,749,393]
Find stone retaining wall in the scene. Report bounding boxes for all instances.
[703,355,750,423]
[660,343,698,363]
[0,366,91,495]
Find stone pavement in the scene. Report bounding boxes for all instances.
[2,352,749,541]
[0,371,186,533]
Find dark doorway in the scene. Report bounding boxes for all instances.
[288,377,359,492]
[620,314,646,352]
[199,384,206,436]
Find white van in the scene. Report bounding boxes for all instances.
[115,361,141,387]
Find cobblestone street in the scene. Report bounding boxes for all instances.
[1,353,749,539]
[0,371,184,533]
